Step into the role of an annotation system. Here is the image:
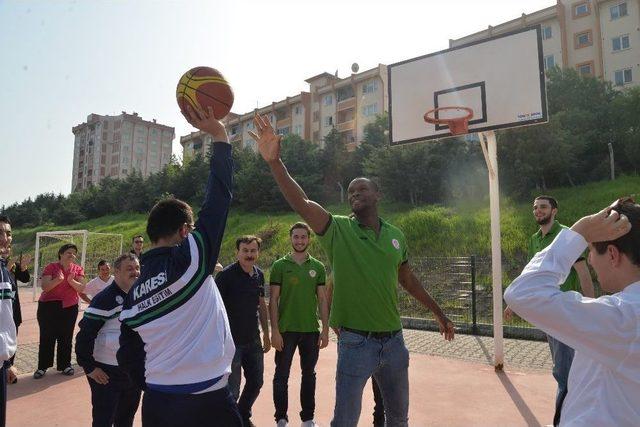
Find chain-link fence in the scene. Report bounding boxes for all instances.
[400,255,547,341]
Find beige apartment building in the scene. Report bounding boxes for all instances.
[450,0,639,88]
[180,64,388,158]
[72,112,174,192]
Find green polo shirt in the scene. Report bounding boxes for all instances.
[317,214,408,332]
[529,220,583,292]
[270,254,326,333]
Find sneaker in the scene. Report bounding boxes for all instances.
[301,421,318,427]
[276,420,288,427]
[33,369,46,379]
[61,366,74,376]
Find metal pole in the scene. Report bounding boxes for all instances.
[480,130,504,370]
[471,255,477,335]
[80,230,88,272]
[608,142,615,180]
[32,233,41,302]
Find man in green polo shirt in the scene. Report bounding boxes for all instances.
[270,222,328,427]
[505,195,594,427]
[249,113,454,427]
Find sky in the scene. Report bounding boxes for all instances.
[0,0,554,207]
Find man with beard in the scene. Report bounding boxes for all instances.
[249,113,454,427]
[269,222,328,427]
[216,235,271,427]
[504,195,594,426]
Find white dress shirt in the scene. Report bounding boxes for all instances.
[504,228,640,426]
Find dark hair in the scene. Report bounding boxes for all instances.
[132,235,144,243]
[534,195,558,210]
[289,222,311,237]
[593,200,640,266]
[57,244,78,260]
[97,259,109,268]
[113,253,138,270]
[235,235,262,250]
[350,177,379,192]
[146,198,194,244]
[0,215,11,225]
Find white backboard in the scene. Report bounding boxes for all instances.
[388,26,548,145]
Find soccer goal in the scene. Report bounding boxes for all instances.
[32,230,123,301]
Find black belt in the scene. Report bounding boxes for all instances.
[341,327,401,339]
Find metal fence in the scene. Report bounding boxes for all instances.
[400,255,547,341]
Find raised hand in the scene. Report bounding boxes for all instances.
[184,105,228,143]
[20,254,32,270]
[248,113,281,164]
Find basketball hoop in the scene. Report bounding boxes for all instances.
[424,107,474,136]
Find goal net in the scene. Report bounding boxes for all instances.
[32,230,123,301]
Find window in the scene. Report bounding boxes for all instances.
[612,35,630,51]
[313,131,319,141]
[575,30,592,48]
[231,125,238,135]
[544,55,556,70]
[246,121,254,130]
[362,80,378,94]
[363,103,378,117]
[542,26,553,40]
[614,68,632,86]
[576,62,593,76]
[323,95,333,106]
[294,125,303,135]
[573,2,590,18]
[610,2,628,20]
[323,116,333,127]
[294,106,301,115]
[277,127,290,136]
[313,111,319,122]
[193,142,203,150]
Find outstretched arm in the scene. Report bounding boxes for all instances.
[249,113,330,234]
[398,263,455,341]
[184,106,233,273]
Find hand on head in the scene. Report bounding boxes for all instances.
[571,205,632,243]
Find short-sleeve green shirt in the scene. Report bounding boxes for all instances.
[270,254,326,333]
[528,220,583,292]
[317,215,408,332]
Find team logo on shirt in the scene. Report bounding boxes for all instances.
[116,295,124,304]
[309,270,317,278]
[392,239,400,250]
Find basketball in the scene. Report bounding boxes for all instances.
[176,66,234,121]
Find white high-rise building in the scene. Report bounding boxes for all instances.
[71,112,174,192]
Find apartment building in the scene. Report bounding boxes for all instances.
[71,112,174,192]
[450,0,639,88]
[180,64,388,158]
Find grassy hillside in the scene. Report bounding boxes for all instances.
[11,175,639,274]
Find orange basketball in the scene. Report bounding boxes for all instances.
[176,67,234,121]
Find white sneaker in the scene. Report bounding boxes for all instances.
[301,421,318,427]
[276,419,288,427]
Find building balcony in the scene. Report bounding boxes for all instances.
[337,97,356,111]
[336,120,355,132]
[276,117,292,128]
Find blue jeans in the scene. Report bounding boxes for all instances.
[228,338,264,421]
[547,334,574,426]
[331,330,409,427]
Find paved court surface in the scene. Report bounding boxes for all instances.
[8,288,556,426]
